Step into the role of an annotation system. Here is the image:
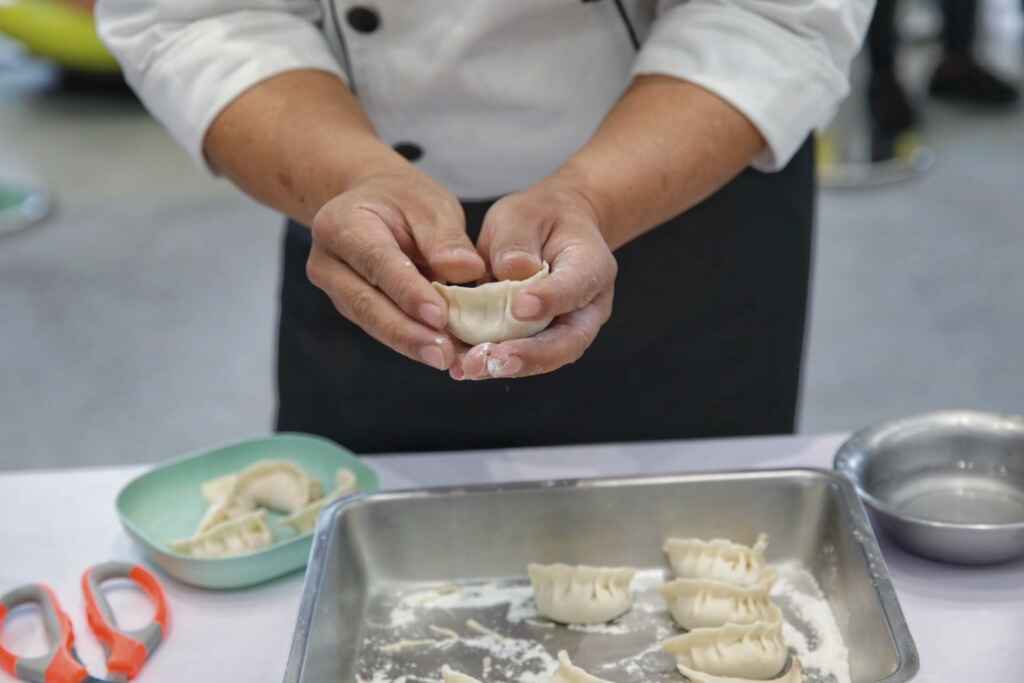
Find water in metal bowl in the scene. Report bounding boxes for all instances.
[835,410,1024,565]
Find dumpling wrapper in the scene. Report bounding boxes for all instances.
[676,658,803,683]
[227,460,323,514]
[662,616,789,680]
[659,576,777,629]
[200,460,322,515]
[195,495,254,533]
[528,563,635,624]
[432,262,553,345]
[663,534,775,588]
[284,468,360,534]
[194,460,323,539]
[171,510,273,558]
[200,473,237,504]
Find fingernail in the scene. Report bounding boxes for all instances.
[512,294,543,320]
[419,345,447,370]
[487,355,522,378]
[419,303,446,330]
[451,247,481,262]
[501,250,540,268]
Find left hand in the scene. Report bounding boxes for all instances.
[450,176,618,380]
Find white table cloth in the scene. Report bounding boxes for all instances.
[1,434,1020,681]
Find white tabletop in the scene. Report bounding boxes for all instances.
[1,434,1021,682]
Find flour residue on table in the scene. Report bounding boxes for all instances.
[359,565,850,683]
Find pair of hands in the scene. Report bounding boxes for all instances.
[306,163,618,380]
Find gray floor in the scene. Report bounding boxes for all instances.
[2,20,1022,470]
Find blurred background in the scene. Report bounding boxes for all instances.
[2,0,1022,470]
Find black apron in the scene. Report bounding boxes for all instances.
[276,139,814,453]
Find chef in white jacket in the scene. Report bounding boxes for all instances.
[97,1,872,453]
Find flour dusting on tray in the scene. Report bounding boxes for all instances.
[359,566,851,683]
[772,562,852,683]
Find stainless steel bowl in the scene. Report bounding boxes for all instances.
[835,410,1024,564]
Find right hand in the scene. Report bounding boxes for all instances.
[306,166,485,371]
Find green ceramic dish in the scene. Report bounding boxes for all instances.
[116,433,379,589]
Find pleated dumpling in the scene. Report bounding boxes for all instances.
[663,534,774,587]
[528,563,636,624]
[662,617,789,680]
[200,472,238,504]
[432,262,553,345]
[217,460,323,514]
[283,468,360,533]
[171,510,273,558]
[195,494,254,533]
[675,658,803,683]
[549,651,614,683]
[659,577,777,630]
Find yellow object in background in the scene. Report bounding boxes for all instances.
[815,130,837,171]
[0,0,119,73]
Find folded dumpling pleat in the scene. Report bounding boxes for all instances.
[433,262,553,345]
[232,460,322,514]
[663,534,775,588]
[195,494,255,533]
[676,657,803,683]
[659,577,777,629]
[283,468,360,534]
[171,510,273,558]
[662,617,789,680]
[528,563,635,624]
[200,472,238,504]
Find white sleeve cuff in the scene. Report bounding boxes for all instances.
[99,9,345,173]
[632,5,852,171]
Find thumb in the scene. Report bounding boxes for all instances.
[479,202,545,282]
[406,200,485,284]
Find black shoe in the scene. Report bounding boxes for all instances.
[929,54,1020,107]
[868,70,920,134]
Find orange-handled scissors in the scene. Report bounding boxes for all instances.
[0,563,168,683]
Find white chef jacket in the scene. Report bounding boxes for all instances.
[96,0,872,200]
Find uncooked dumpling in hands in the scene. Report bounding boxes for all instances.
[433,263,553,345]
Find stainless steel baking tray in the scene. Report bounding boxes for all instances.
[284,469,918,683]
